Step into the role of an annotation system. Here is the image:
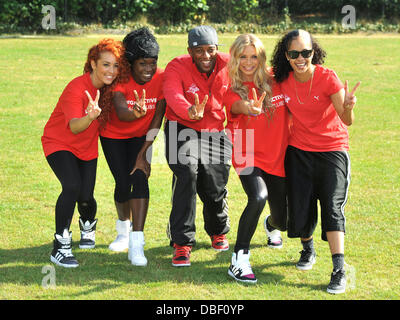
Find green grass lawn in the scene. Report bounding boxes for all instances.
[0,33,399,300]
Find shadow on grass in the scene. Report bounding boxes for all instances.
[0,240,325,295]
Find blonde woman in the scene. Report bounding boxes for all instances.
[223,34,290,283]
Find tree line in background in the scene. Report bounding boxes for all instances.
[1,0,399,34]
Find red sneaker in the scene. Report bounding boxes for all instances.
[211,234,229,251]
[172,243,192,267]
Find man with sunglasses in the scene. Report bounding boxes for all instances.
[271,29,361,294]
[162,26,232,267]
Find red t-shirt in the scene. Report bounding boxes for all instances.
[223,81,289,177]
[100,68,164,139]
[280,64,347,151]
[163,53,230,132]
[41,72,100,161]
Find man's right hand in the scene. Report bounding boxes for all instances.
[188,93,208,120]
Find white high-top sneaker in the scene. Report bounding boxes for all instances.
[108,220,131,252]
[128,231,147,266]
[228,249,257,284]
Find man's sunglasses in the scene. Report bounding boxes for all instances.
[287,49,313,59]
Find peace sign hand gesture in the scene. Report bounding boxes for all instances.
[188,93,208,120]
[85,90,101,120]
[133,89,147,119]
[343,80,361,111]
[247,88,266,116]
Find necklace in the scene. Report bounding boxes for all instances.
[294,68,315,105]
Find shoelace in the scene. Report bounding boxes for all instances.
[331,270,345,285]
[81,230,95,241]
[212,235,226,245]
[59,243,74,258]
[299,249,314,262]
[175,246,191,257]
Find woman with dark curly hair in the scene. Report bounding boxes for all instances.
[100,27,166,266]
[42,38,126,268]
[271,29,360,294]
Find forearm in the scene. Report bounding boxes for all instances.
[69,115,94,134]
[339,108,354,126]
[140,100,166,153]
[231,100,252,115]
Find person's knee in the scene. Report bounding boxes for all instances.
[130,169,149,199]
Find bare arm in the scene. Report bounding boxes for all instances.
[130,99,166,178]
[331,81,360,126]
[69,90,101,134]
[112,90,146,122]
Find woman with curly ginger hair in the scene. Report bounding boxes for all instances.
[271,29,360,294]
[99,28,166,266]
[223,34,290,284]
[42,38,127,268]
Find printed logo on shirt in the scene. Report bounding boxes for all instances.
[126,98,157,110]
[187,83,200,95]
[271,93,285,108]
[284,94,291,104]
[314,96,320,101]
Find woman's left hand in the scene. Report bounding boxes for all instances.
[343,80,361,110]
[85,90,102,120]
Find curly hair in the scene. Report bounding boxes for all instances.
[228,34,274,117]
[83,38,130,128]
[270,29,326,83]
[123,27,160,66]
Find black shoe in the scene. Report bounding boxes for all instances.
[79,218,97,249]
[50,229,79,268]
[327,269,346,294]
[296,249,316,270]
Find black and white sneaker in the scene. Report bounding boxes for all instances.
[50,229,79,268]
[296,249,316,270]
[263,216,283,249]
[79,218,97,249]
[327,269,346,294]
[228,249,257,284]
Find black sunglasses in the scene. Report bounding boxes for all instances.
[287,49,313,59]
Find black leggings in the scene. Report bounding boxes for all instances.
[46,151,97,234]
[100,136,149,203]
[235,167,288,252]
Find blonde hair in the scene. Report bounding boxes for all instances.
[228,34,274,116]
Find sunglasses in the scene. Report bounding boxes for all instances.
[287,49,313,59]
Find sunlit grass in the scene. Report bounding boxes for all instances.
[0,34,399,300]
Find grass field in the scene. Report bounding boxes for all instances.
[0,33,399,301]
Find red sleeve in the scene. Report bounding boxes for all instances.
[163,59,193,121]
[326,69,344,96]
[223,88,242,119]
[58,84,86,127]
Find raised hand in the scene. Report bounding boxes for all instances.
[188,93,208,120]
[133,89,147,119]
[247,88,266,116]
[85,90,101,120]
[343,80,361,110]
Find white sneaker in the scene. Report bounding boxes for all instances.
[264,216,283,249]
[108,220,130,252]
[228,249,257,284]
[129,231,147,266]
